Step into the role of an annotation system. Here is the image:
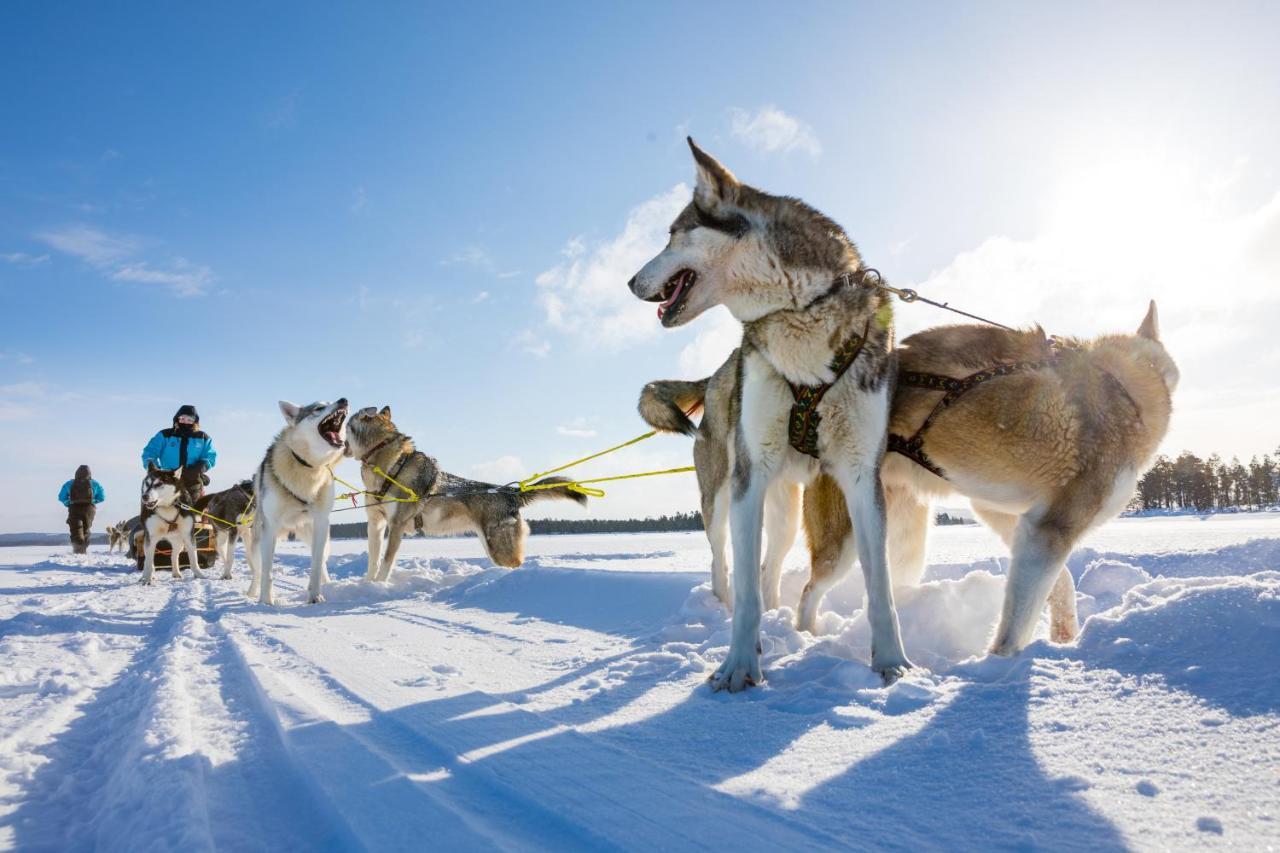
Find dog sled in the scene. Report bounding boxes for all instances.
[132,521,218,571]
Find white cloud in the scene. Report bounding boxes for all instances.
[36,225,137,266]
[473,291,491,304]
[443,245,494,270]
[513,329,551,358]
[556,417,597,439]
[536,184,690,350]
[0,350,35,365]
[35,225,215,297]
[729,105,821,158]
[111,258,214,297]
[471,455,526,483]
[1,252,50,266]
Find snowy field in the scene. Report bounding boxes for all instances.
[0,514,1277,851]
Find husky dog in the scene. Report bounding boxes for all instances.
[628,139,910,690]
[343,406,587,579]
[250,399,348,605]
[107,516,139,554]
[640,304,1178,656]
[139,465,203,584]
[193,479,255,580]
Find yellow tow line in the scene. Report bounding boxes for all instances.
[517,429,695,499]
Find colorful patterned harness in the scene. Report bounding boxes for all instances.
[787,319,872,458]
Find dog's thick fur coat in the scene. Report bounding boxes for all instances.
[640,305,1178,656]
[139,464,202,585]
[343,406,586,581]
[629,139,911,690]
[250,399,349,605]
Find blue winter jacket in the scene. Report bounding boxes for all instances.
[59,480,105,506]
[141,428,217,471]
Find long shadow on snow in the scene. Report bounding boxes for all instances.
[0,610,155,638]
[794,664,1125,852]
[6,587,355,853]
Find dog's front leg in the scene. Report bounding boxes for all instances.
[307,511,331,604]
[185,531,204,580]
[832,462,912,683]
[365,511,386,582]
[709,470,768,692]
[254,524,277,605]
[141,535,157,585]
[168,536,184,580]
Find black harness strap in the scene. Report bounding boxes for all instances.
[787,319,872,458]
[888,357,1061,479]
[373,452,413,501]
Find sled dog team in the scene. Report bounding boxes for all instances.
[135,140,1179,693]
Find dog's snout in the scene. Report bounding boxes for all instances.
[336,397,348,408]
[627,275,638,294]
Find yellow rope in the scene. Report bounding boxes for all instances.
[516,429,695,498]
[330,464,418,505]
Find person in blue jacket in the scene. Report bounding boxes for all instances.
[59,464,105,553]
[141,404,217,499]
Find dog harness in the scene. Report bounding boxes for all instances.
[787,319,872,458]
[886,358,1059,478]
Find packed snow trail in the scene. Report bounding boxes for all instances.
[0,515,1277,851]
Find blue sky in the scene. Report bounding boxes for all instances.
[3,2,1280,532]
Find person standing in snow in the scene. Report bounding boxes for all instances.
[141,404,217,500]
[58,464,105,554]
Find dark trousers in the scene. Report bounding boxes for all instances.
[68,505,95,554]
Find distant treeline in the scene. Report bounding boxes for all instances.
[1134,450,1279,512]
[327,508,972,540]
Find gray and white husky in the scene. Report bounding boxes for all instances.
[344,406,586,579]
[193,479,255,580]
[250,399,348,605]
[628,139,911,690]
[139,464,203,584]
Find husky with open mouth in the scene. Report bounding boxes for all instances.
[250,399,348,605]
[628,139,911,691]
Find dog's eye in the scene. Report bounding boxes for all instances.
[694,206,749,238]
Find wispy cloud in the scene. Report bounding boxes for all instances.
[443,245,495,271]
[513,329,551,358]
[729,105,821,158]
[1,251,50,267]
[35,224,215,297]
[473,291,491,304]
[556,417,597,439]
[535,184,690,350]
[0,350,35,365]
[350,186,368,215]
[471,454,526,483]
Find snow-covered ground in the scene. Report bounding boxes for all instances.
[0,513,1277,851]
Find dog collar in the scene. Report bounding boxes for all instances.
[360,436,399,465]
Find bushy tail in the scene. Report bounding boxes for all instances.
[637,378,709,437]
[516,477,589,507]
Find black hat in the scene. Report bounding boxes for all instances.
[75,464,91,479]
[173,404,199,423]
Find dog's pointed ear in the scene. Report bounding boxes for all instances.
[278,400,300,423]
[379,405,392,419]
[1137,300,1160,342]
[688,137,739,209]
[147,461,159,474]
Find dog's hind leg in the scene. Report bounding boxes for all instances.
[304,515,330,604]
[971,502,1019,548]
[832,461,912,683]
[990,503,1085,656]
[254,526,278,606]
[886,485,931,588]
[1047,568,1080,643]
[704,483,731,608]
[761,480,801,611]
[220,529,238,580]
[797,474,855,633]
[365,512,387,582]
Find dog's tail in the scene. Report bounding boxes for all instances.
[637,378,708,437]
[516,477,589,507]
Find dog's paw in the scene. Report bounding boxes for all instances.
[220,573,232,581]
[307,592,325,605]
[708,647,763,693]
[872,655,914,686]
[257,593,276,607]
